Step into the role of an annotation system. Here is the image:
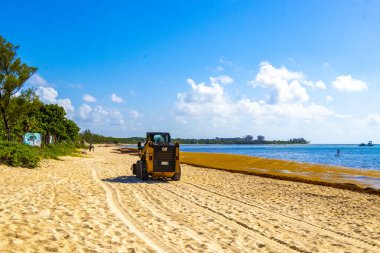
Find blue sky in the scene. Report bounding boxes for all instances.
[1,0,380,143]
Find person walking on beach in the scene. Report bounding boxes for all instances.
[89,143,95,152]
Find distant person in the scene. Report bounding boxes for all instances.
[89,143,95,152]
[335,149,340,157]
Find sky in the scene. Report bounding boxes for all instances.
[1,0,380,143]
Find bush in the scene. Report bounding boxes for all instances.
[0,141,79,168]
[42,143,78,159]
[0,142,41,168]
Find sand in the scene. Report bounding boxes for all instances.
[0,146,379,252]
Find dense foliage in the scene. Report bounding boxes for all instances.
[0,141,40,167]
[0,141,80,168]
[28,104,80,144]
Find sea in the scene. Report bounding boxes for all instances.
[180,144,380,171]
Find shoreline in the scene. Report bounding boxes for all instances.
[180,152,380,195]
[117,146,380,194]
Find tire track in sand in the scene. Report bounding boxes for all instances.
[130,184,228,252]
[104,167,227,251]
[154,184,304,253]
[103,167,225,252]
[182,180,380,251]
[91,167,177,253]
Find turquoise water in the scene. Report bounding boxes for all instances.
[180,144,380,171]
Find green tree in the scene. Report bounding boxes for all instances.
[0,36,37,140]
[29,104,79,144]
[63,118,80,142]
[33,104,66,144]
[5,89,42,141]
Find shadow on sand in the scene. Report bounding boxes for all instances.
[102,175,169,184]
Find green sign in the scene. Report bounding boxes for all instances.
[23,133,42,147]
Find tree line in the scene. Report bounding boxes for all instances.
[79,129,144,144]
[78,130,310,145]
[173,138,309,144]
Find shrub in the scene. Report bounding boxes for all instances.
[0,141,79,168]
[42,142,78,159]
[0,142,41,168]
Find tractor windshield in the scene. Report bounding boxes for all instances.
[152,133,170,143]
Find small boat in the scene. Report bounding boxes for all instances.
[359,141,374,146]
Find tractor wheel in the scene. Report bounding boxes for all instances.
[141,162,149,181]
[172,165,181,181]
[131,164,137,175]
[136,161,142,179]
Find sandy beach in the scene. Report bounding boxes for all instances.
[1,146,379,253]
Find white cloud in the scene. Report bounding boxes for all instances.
[36,86,58,103]
[175,73,358,143]
[301,80,326,90]
[315,80,327,89]
[78,104,92,120]
[326,95,334,102]
[332,75,368,92]
[57,98,74,115]
[252,62,309,103]
[36,86,74,117]
[177,78,234,118]
[83,94,97,103]
[176,76,335,126]
[111,93,124,103]
[76,104,126,128]
[210,75,234,85]
[30,76,75,118]
[27,74,48,86]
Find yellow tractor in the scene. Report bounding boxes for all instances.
[131,132,181,181]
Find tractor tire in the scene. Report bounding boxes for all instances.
[136,161,142,179]
[172,165,181,181]
[141,162,149,181]
[131,164,137,175]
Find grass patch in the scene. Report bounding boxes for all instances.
[0,141,80,168]
[42,143,80,160]
[180,152,380,193]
